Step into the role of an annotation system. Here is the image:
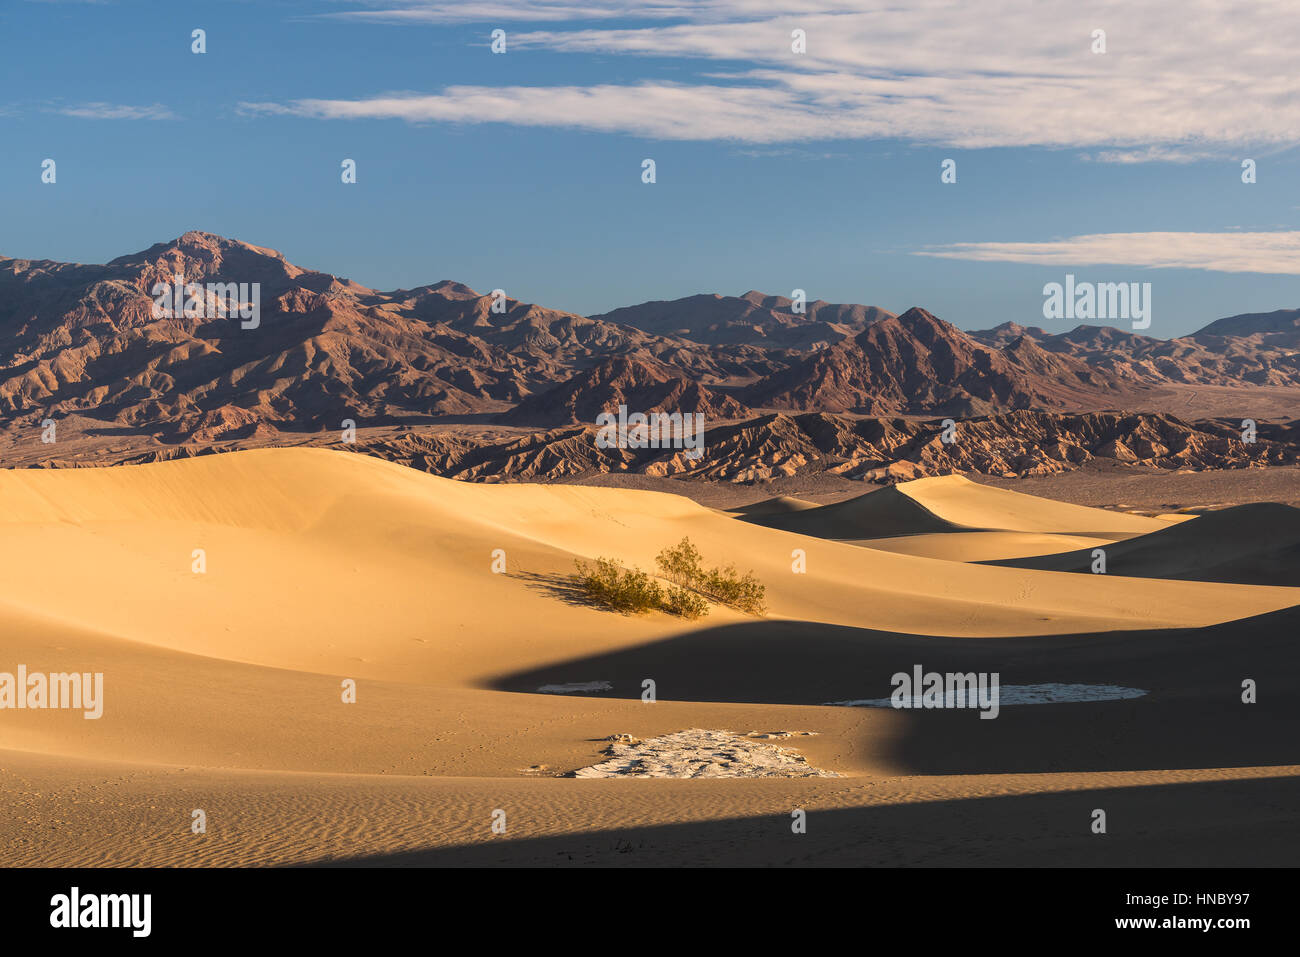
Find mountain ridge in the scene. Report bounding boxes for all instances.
[2,232,1297,461]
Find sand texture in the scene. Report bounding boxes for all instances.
[0,448,1296,866]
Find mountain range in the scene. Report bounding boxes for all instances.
[2,231,1297,479]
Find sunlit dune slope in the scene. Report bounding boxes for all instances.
[0,449,1294,694]
[0,448,1297,858]
[855,531,1115,563]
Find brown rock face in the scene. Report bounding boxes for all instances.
[968,313,1300,388]
[0,232,758,443]
[2,232,1297,466]
[744,307,1124,415]
[349,410,1298,485]
[499,355,751,426]
[592,290,894,349]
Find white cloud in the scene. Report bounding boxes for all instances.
[250,1,1300,156]
[241,84,824,140]
[916,232,1300,275]
[58,102,177,120]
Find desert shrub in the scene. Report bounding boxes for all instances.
[571,557,662,614]
[662,584,710,619]
[572,539,766,617]
[655,537,703,588]
[659,536,768,616]
[697,562,768,616]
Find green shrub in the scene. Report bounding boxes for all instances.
[696,562,768,616]
[571,557,662,614]
[662,584,710,619]
[656,537,703,587]
[660,537,768,616]
[572,538,767,618]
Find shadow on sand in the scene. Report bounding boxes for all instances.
[487,605,1300,775]
[299,774,1300,867]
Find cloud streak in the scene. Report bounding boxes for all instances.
[319,1,863,24]
[915,232,1300,275]
[251,0,1300,156]
[57,102,177,120]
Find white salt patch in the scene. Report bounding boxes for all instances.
[537,681,613,694]
[572,728,837,779]
[825,683,1147,708]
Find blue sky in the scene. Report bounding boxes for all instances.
[2,0,1298,336]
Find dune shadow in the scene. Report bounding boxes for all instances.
[295,774,1300,867]
[489,605,1300,775]
[984,503,1300,587]
[510,570,602,609]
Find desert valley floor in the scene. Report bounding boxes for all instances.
[0,448,1296,866]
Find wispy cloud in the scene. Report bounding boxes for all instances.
[1082,147,1224,165]
[57,102,177,120]
[732,146,848,159]
[915,231,1300,275]
[320,1,894,24]
[318,1,675,23]
[241,84,816,140]
[251,0,1300,157]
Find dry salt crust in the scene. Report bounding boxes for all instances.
[571,729,837,779]
[825,683,1148,708]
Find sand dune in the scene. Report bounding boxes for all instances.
[891,474,1182,535]
[0,449,1291,689]
[736,473,1188,560]
[725,495,820,517]
[1,448,1297,867]
[740,474,1171,539]
[989,502,1300,586]
[738,483,959,537]
[853,531,1116,562]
